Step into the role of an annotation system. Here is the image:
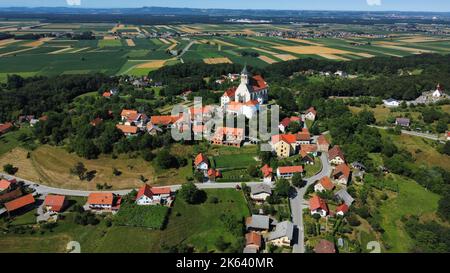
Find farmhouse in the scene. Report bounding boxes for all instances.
[116,124,138,136]
[309,195,329,217]
[276,165,303,179]
[0,179,12,194]
[317,135,330,152]
[120,109,148,128]
[304,107,317,121]
[267,221,294,247]
[246,214,270,231]
[336,204,349,216]
[146,123,163,135]
[207,168,222,181]
[43,195,67,213]
[395,117,410,127]
[300,150,314,165]
[271,134,298,158]
[432,83,444,98]
[296,128,311,144]
[244,231,262,253]
[4,194,35,213]
[0,122,13,135]
[314,176,335,192]
[250,183,272,201]
[136,184,172,206]
[314,239,336,253]
[233,66,268,105]
[87,193,119,210]
[328,145,346,165]
[261,164,273,183]
[301,144,318,156]
[150,115,181,128]
[332,163,351,185]
[194,153,209,171]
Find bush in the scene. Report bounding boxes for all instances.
[3,164,18,175]
[178,182,207,204]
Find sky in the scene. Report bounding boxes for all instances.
[0,0,449,12]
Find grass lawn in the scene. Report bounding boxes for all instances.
[304,157,322,178]
[0,127,33,157]
[213,153,257,169]
[379,174,440,253]
[160,189,250,252]
[9,208,37,226]
[114,203,169,229]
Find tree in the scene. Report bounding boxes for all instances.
[287,122,301,134]
[436,119,448,134]
[247,165,260,178]
[3,164,18,175]
[292,173,306,188]
[155,149,178,169]
[178,182,206,204]
[70,162,87,180]
[194,171,205,183]
[275,179,291,198]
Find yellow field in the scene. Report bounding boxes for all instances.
[177,25,199,33]
[167,38,178,44]
[273,54,297,61]
[287,38,323,46]
[203,57,233,64]
[23,37,53,47]
[352,52,375,58]
[159,38,171,44]
[125,39,136,46]
[167,43,178,51]
[259,55,278,64]
[0,39,19,46]
[136,60,167,69]
[275,45,350,55]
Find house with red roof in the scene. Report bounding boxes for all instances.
[0,179,12,194]
[220,87,237,107]
[224,100,259,119]
[87,193,116,210]
[4,194,35,213]
[0,122,13,135]
[261,164,273,183]
[300,150,315,165]
[336,203,349,216]
[271,134,298,158]
[43,195,67,213]
[120,109,148,128]
[332,163,351,185]
[211,127,244,147]
[317,135,330,152]
[447,131,450,141]
[296,128,311,144]
[207,169,222,181]
[304,107,317,121]
[194,153,209,171]
[244,231,262,253]
[328,145,346,165]
[276,165,304,179]
[314,239,336,253]
[314,177,335,192]
[116,124,138,136]
[309,195,329,217]
[136,184,172,206]
[278,116,302,133]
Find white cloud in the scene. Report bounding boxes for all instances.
[66,0,81,6]
[366,0,382,6]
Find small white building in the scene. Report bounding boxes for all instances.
[250,183,272,201]
[383,98,400,107]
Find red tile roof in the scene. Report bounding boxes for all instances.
[216,127,244,137]
[252,75,268,91]
[0,122,13,134]
[333,163,351,179]
[90,117,103,127]
[87,193,113,206]
[0,179,11,191]
[261,164,273,178]
[314,239,336,253]
[301,144,318,153]
[208,169,222,178]
[223,87,237,97]
[278,165,303,174]
[151,187,171,195]
[4,194,35,212]
[246,232,262,248]
[280,117,291,128]
[297,131,311,141]
[121,109,138,118]
[194,153,208,166]
[319,177,335,191]
[336,204,349,214]
[328,145,345,162]
[102,91,112,97]
[150,115,180,125]
[116,124,138,134]
[136,184,153,199]
[317,135,329,146]
[272,134,297,144]
[309,195,329,212]
[43,195,66,212]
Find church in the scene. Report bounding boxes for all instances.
[221,66,269,107]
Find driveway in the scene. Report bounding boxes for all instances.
[290,152,332,253]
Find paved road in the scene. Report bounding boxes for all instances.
[369,125,442,141]
[290,152,332,253]
[178,40,195,59]
[0,172,261,197]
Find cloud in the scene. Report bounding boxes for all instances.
[366,0,382,6]
[66,0,81,6]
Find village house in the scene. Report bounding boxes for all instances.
[271,134,298,158]
[4,194,35,214]
[250,183,272,202]
[276,166,304,179]
[90,117,103,127]
[220,87,237,107]
[332,163,351,185]
[244,231,262,253]
[0,179,12,194]
[314,176,335,192]
[301,144,318,157]
[207,168,222,181]
[278,116,302,133]
[328,145,346,165]
[246,214,270,231]
[43,195,67,213]
[150,115,182,129]
[120,109,148,128]
[135,184,172,206]
[116,124,138,136]
[334,189,355,206]
[146,123,163,135]
[314,239,336,253]
[309,195,329,217]
[0,122,13,135]
[432,83,445,98]
[317,135,330,152]
[261,164,273,183]
[336,203,349,216]
[300,150,315,165]
[304,107,317,121]
[383,98,400,107]
[267,221,294,247]
[189,105,215,122]
[87,193,120,211]
[102,88,118,98]
[194,153,209,172]
[395,117,410,127]
[296,128,311,145]
[211,127,244,147]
